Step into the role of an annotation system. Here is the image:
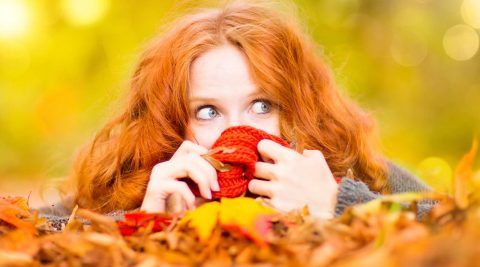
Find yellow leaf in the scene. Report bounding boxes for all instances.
[352,192,445,217]
[453,139,478,209]
[219,198,276,245]
[179,198,277,245]
[179,201,220,242]
[380,192,446,203]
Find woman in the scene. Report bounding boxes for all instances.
[63,1,433,219]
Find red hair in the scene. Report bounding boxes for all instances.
[66,1,388,212]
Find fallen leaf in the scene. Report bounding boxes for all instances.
[0,197,36,235]
[179,201,220,242]
[219,197,276,245]
[453,139,478,209]
[116,212,172,236]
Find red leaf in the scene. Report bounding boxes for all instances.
[116,212,172,236]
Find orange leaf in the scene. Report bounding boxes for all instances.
[453,139,478,209]
[0,197,36,235]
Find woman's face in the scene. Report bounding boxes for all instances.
[186,44,280,149]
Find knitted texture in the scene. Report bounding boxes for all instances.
[186,126,289,198]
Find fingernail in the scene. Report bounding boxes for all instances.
[205,190,212,199]
[212,181,220,192]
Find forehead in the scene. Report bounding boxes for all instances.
[189,44,259,97]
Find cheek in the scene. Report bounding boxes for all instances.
[185,125,222,149]
[250,114,281,137]
[269,116,281,136]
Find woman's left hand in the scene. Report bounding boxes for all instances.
[248,139,339,219]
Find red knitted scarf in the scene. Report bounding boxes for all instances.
[185,126,289,198]
[185,125,341,199]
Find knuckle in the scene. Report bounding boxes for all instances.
[257,139,269,149]
[145,179,170,194]
[176,181,190,191]
[185,153,197,161]
[179,140,207,155]
[198,178,210,189]
[151,162,166,175]
[178,153,199,167]
[182,140,194,147]
[248,180,257,189]
[304,149,324,159]
[311,150,324,158]
[258,139,268,145]
[177,140,194,152]
[285,153,298,162]
[269,183,279,194]
[208,170,218,181]
[270,167,282,178]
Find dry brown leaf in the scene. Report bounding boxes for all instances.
[202,146,236,172]
[1,141,480,266]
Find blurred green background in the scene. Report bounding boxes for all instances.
[0,0,479,198]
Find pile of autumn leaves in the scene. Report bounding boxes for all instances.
[1,142,480,267]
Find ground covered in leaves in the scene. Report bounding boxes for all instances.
[1,141,480,267]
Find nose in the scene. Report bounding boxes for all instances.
[225,114,246,129]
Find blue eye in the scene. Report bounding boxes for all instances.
[196,106,218,120]
[251,100,271,114]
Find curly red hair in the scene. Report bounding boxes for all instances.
[66,1,388,212]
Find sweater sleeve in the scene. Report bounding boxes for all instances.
[334,161,437,218]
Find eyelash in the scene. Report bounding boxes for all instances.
[195,105,212,112]
[193,98,274,120]
[251,98,271,106]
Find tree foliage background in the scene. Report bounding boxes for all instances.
[0,0,479,200]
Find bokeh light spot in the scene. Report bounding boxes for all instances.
[62,0,110,27]
[462,0,480,28]
[0,0,30,39]
[443,24,479,61]
[417,157,452,192]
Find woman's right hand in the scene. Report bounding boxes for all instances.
[140,141,219,213]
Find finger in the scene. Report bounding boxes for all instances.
[166,192,185,213]
[248,179,273,198]
[163,159,213,199]
[191,154,220,191]
[182,161,213,200]
[255,196,273,208]
[164,181,196,210]
[254,161,277,181]
[176,141,222,191]
[194,196,209,207]
[257,139,298,163]
[172,140,208,159]
[141,180,195,213]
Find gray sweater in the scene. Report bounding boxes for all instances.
[39,161,434,227]
[335,161,434,217]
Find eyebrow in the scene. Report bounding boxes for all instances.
[189,91,266,104]
[189,97,217,103]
